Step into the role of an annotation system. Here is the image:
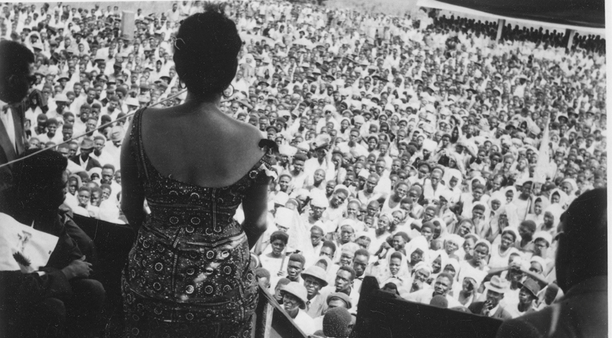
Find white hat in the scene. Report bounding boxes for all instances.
[281,282,308,309]
[310,191,329,208]
[275,207,294,229]
[54,93,69,102]
[333,184,350,197]
[356,231,373,243]
[413,262,432,275]
[339,219,355,231]
[462,268,487,288]
[484,275,510,294]
[533,231,552,246]
[125,97,139,107]
[301,266,328,286]
[279,144,298,157]
[358,169,370,179]
[530,255,547,270]
[445,234,464,247]
[274,192,289,206]
[296,141,310,152]
[340,242,360,255]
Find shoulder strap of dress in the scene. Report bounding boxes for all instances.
[258,139,279,163]
[131,108,150,181]
[250,139,279,184]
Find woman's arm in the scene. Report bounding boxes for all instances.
[120,122,145,232]
[242,177,269,249]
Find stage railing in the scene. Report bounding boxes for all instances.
[355,275,503,338]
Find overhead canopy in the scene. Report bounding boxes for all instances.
[427,0,605,29]
[418,0,605,35]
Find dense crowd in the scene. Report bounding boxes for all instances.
[2,0,607,336]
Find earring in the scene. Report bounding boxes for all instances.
[223,84,234,98]
[174,38,185,51]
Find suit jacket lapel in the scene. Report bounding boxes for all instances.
[494,306,504,318]
[0,112,16,161]
[10,107,25,155]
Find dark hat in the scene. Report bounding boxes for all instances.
[294,153,308,161]
[520,220,537,232]
[326,292,352,308]
[255,267,271,280]
[473,203,486,212]
[519,278,541,298]
[421,221,435,232]
[80,137,94,150]
[417,161,431,171]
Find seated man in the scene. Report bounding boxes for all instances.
[0,149,105,338]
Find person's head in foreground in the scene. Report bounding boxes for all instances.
[12,149,68,215]
[323,307,355,338]
[556,188,607,292]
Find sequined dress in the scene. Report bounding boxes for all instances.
[122,109,275,338]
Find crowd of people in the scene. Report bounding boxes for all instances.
[0,0,607,337]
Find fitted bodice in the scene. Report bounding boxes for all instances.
[130,108,275,244]
[124,109,276,308]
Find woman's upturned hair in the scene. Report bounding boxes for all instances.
[173,3,242,100]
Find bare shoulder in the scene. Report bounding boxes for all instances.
[225,115,264,146]
[220,115,267,162]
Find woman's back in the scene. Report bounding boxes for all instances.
[140,101,264,189]
[121,9,271,337]
[121,106,272,336]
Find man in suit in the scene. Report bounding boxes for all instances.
[0,40,35,198]
[469,275,513,320]
[496,189,607,337]
[70,137,101,171]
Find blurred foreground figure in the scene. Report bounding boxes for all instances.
[496,188,607,337]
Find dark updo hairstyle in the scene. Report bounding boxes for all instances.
[174,3,242,100]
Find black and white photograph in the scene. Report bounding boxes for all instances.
[0,0,607,337]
